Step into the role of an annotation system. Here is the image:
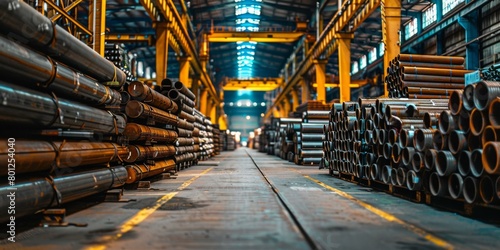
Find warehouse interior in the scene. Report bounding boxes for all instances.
[1,0,500,249]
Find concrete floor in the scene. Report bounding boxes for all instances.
[1,148,499,250]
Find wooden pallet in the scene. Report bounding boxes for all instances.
[424,194,500,217]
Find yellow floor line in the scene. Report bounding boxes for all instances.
[85,167,213,250]
[302,174,454,250]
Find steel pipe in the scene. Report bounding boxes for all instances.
[449,90,463,115]
[432,130,447,150]
[482,142,500,175]
[412,152,424,173]
[470,108,488,136]
[126,100,178,126]
[458,151,472,177]
[448,173,464,199]
[429,172,448,197]
[301,134,325,142]
[473,81,500,111]
[126,159,176,183]
[123,123,177,143]
[0,166,127,222]
[173,81,196,101]
[406,170,422,191]
[488,97,500,127]
[448,130,467,155]
[168,89,196,108]
[463,177,479,204]
[400,74,465,83]
[423,112,440,128]
[0,36,122,106]
[303,110,330,120]
[400,129,414,147]
[462,84,475,111]
[424,149,438,171]
[438,110,457,135]
[470,149,484,178]
[128,81,179,113]
[436,151,457,176]
[397,54,465,65]
[457,111,470,133]
[124,145,176,163]
[0,1,127,86]
[401,147,415,166]
[414,128,435,152]
[0,81,126,134]
[479,176,497,204]
[396,168,406,186]
[381,165,392,184]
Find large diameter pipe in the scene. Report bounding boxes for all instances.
[123,123,178,143]
[482,125,500,146]
[0,81,126,133]
[406,170,422,191]
[473,81,500,111]
[398,54,465,65]
[0,1,126,86]
[438,110,457,135]
[448,173,464,199]
[463,177,479,204]
[449,90,463,115]
[462,84,475,111]
[488,97,500,127]
[424,149,438,171]
[0,140,128,175]
[458,111,470,133]
[126,159,176,183]
[0,35,121,106]
[128,81,178,113]
[482,142,500,175]
[448,130,467,154]
[432,130,447,151]
[479,176,497,204]
[0,166,127,222]
[414,128,435,152]
[471,149,484,177]
[124,145,176,163]
[412,152,424,173]
[458,151,472,177]
[429,172,448,197]
[470,108,488,136]
[126,100,178,126]
[436,151,457,176]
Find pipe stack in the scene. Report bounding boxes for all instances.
[0,1,130,223]
[294,111,329,165]
[480,64,500,81]
[385,54,468,98]
[213,126,221,155]
[105,44,136,82]
[273,118,302,160]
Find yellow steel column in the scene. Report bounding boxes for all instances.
[210,106,217,124]
[282,100,291,117]
[178,56,192,87]
[206,99,214,118]
[300,77,310,104]
[272,107,281,118]
[218,115,228,130]
[336,33,354,103]
[191,75,200,108]
[200,33,209,72]
[155,22,170,84]
[314,59,327,104]
[88,0,106,56]
[200,88,208,115]
[291,88,299,111]
[382,0,401,97]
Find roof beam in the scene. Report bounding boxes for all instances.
[207,31,304,43]
[222,78,282,91]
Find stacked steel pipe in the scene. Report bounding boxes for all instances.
[0,1,130,222]
[213,126,221,155]
[294,111,329,165]
[105,44,135,82]
[273,118,302,160]
[385,54,469,98]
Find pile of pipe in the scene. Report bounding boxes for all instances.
[481,64,500,81]
[213,126,221,155]
[0,0,129,223]
[257,126,269,153]
[293,111,329,165]
[223,132,237,151]
[105,44,135,82]
[385,54,469,99]
[271,118,302,160]
[264,122,278,155]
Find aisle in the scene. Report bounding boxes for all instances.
[1,148,499,250]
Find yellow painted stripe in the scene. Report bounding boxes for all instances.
[86,167,213,250]
[303,175,454,250]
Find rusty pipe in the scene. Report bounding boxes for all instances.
[404,87,455,96]
[488,97,500,127]
[0,166,127,223]
[0,140,128,175]
[438,110,457,135]
[470,109,488,136]
[429,172,448,197]
[479,176,497,204]
[401,66,470,77]
[123,123,178,143]
[397,61,465,69]
[0,81,126,134]
[473,81,500,111]
[482,125,500,146]
[168,89,196,108]
[126,159,176,183]
[128,81,179,113]
[423,112,440,129]
[126,100,178,126]
[482,142,500,175]
[400,74,465,83]
[173,81,196,101]
[124,145,176,163]
[397,54,465,65]
[448,173,464,199]
[463,177,479,204]
[449,90,463,115]
[0,0,127,86]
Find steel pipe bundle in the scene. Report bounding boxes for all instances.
[385,54,467,98]
[125,159,176,183]
[125,100,178,126]
[124,145,176,163]
[0,81,126,134]
[0,166,127,222]
[0,36,122,106]
[0,0,127,86]
[128,81,179,113]
[123,123,178,143]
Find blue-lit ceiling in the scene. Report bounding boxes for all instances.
[235,0,262,79]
